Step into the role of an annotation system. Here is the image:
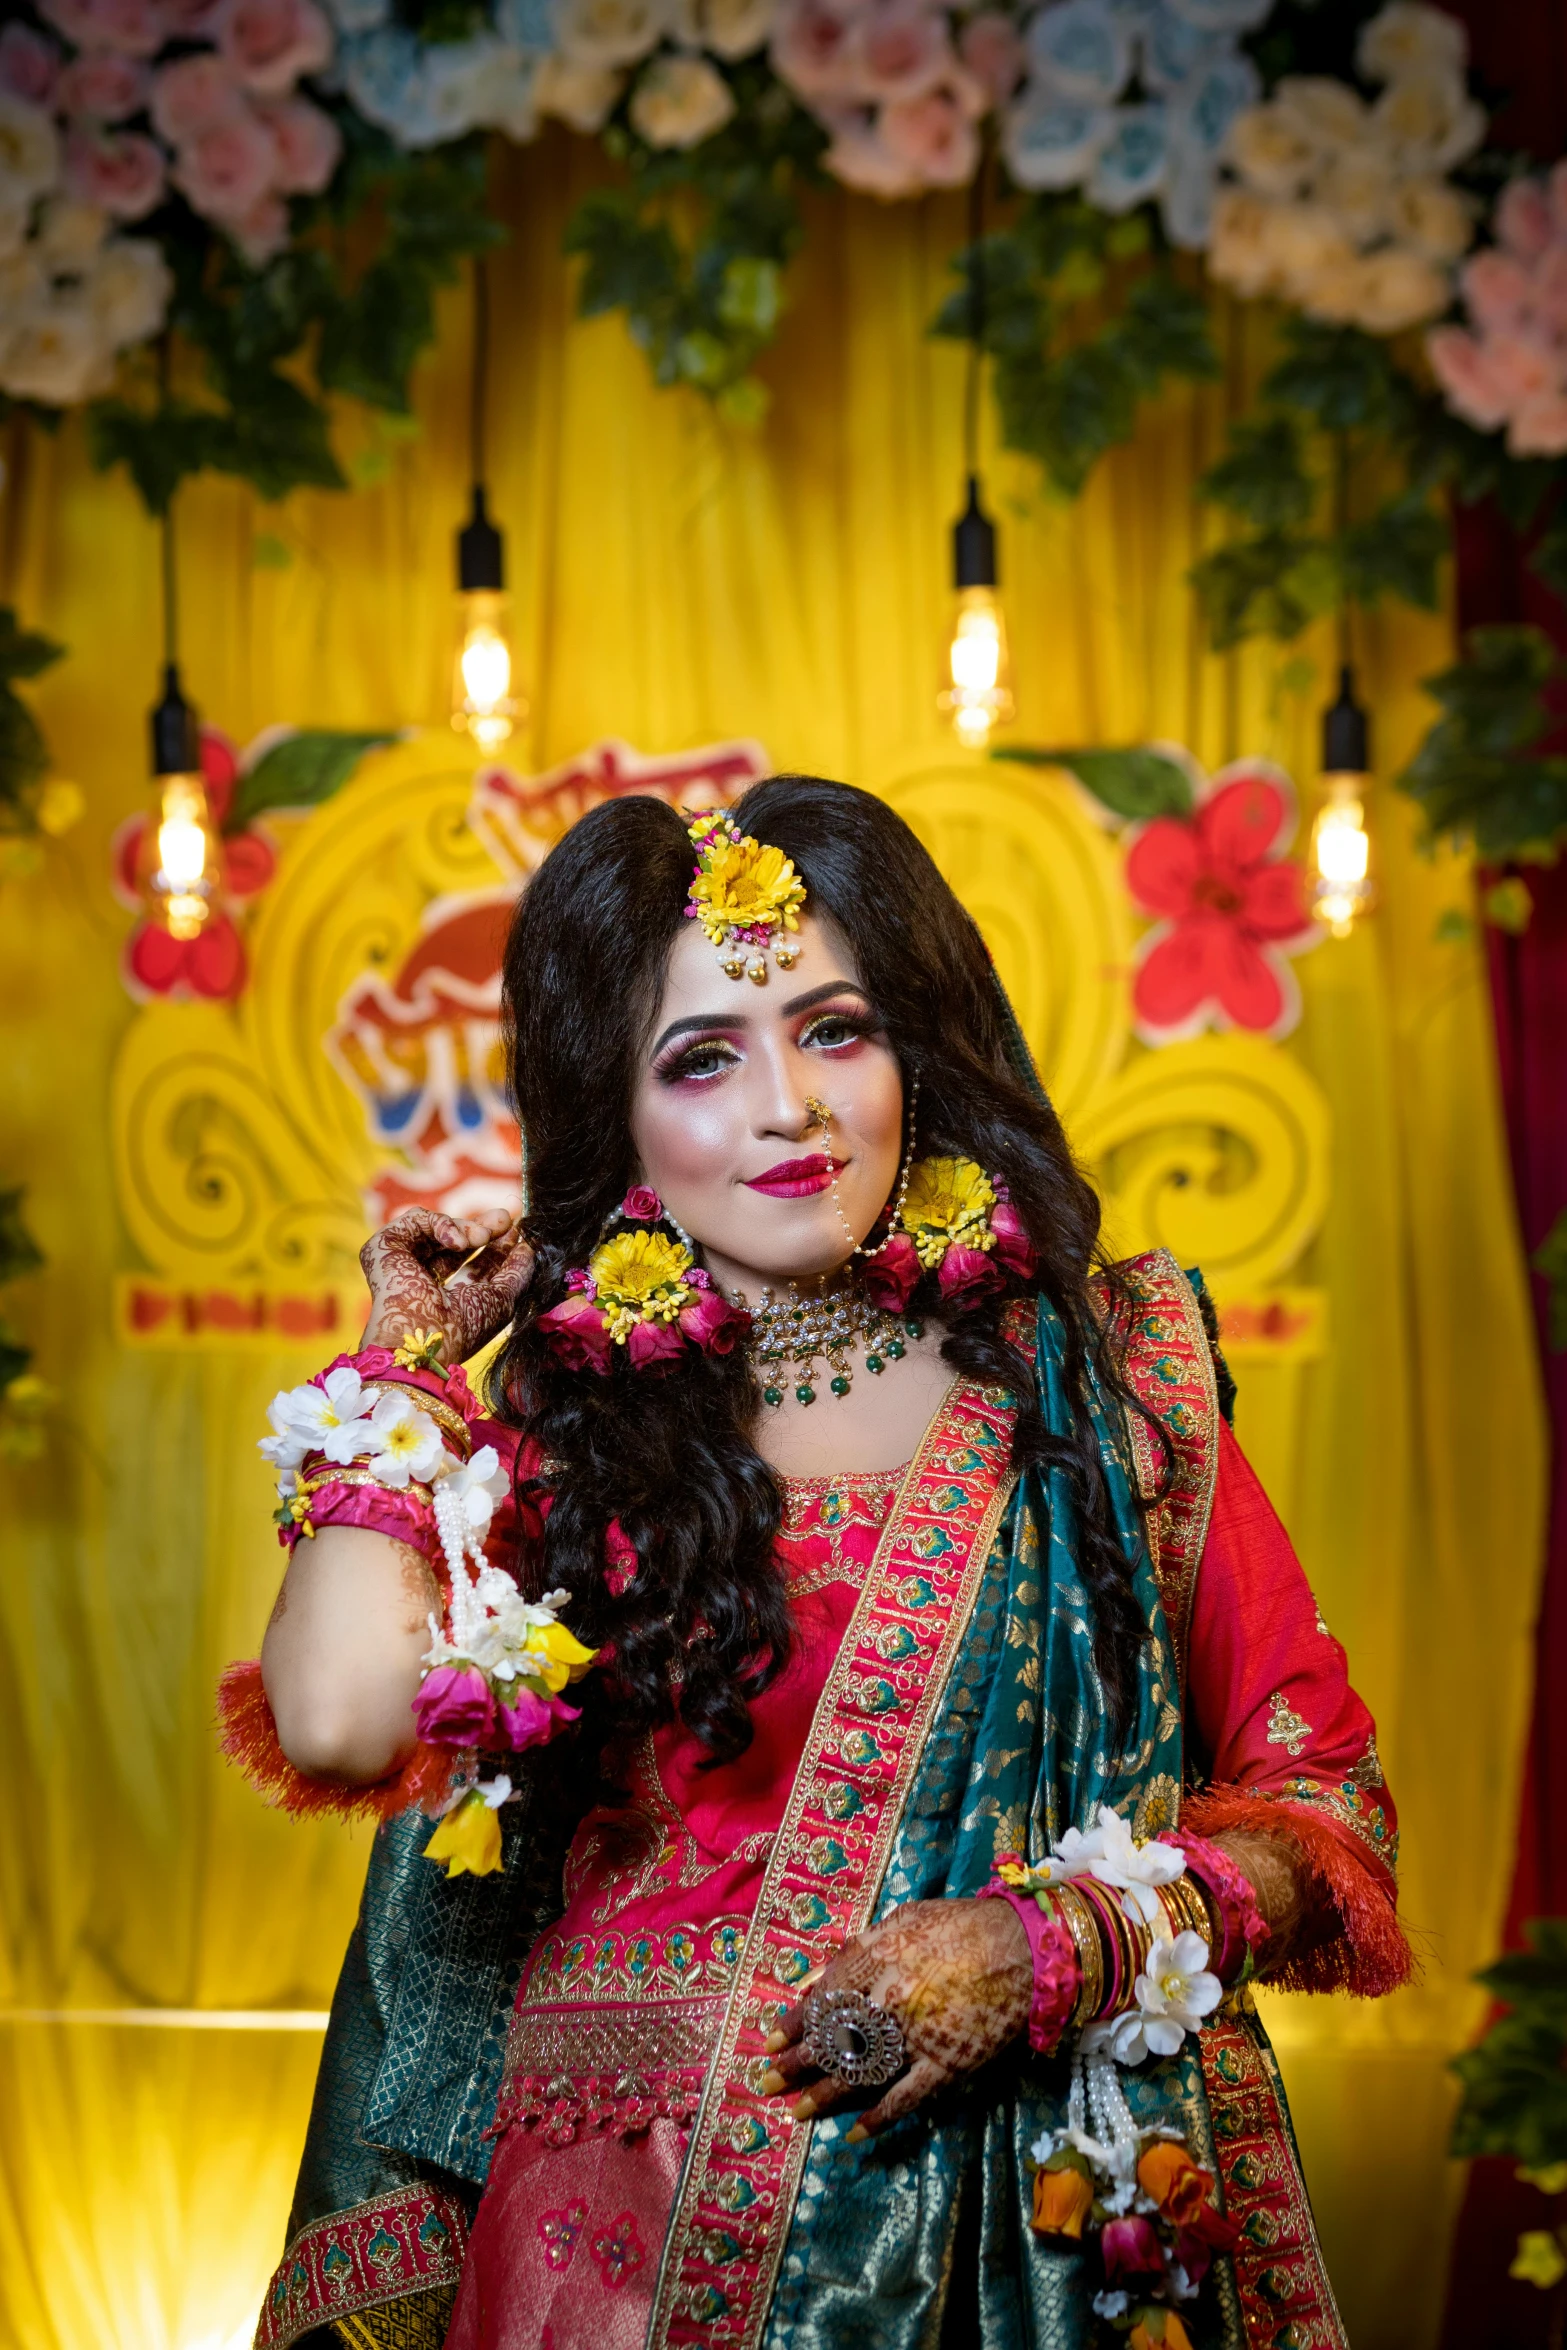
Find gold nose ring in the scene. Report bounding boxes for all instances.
[805,1096,831,1132]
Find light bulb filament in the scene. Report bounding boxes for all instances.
[939,586,1014,749]
[453,591,519,754]
[1311,773,1373,939]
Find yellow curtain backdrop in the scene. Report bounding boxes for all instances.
[0,130,1547,2350]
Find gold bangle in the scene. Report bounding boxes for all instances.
[1051,1886,1103,2029]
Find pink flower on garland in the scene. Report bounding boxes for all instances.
[112,724,276,1001]
[1124,761,1316,1045]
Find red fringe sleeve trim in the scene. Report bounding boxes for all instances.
[1181,1782,1415,1998]
[216,1660,454,1824]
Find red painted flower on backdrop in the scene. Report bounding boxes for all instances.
[112,727,275,1002]
[1125,762,1317,1045]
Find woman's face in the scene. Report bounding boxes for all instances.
[629,911,905,1299]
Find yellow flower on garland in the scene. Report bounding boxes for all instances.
[900,1157,997,1269]
[425,1790,503,1878]
[1511,2231,1567,2289]
[688,826,807,949]
[588,1229,695,1344]
[526,1618,601,1693]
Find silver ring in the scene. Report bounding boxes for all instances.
[799,1986,907,2089]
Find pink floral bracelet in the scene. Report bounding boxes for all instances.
[1159,1829,1270,1982]
[978,1873,1080,2055]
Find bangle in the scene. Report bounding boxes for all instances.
[1052,1884,1103,2030]
[977,1882,1080,2056]
[1159,1830,1270,1982]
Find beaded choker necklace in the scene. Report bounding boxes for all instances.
[743,1280,925,1407]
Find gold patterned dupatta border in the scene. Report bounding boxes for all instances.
[1109,1248,1222,1698]
[645,1377,1018,2350]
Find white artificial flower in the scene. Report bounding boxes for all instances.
[434,1443,509,1537]
[555,0,672,69]
[36,200,109,275]
[1344,242,1450,332]
[1080,2005,1157,2065]
[471,44,541,139]
[1003,95,1114,191]
[0,295,113,405]
[630,53,736,147]
[475,1771,513,1807]
[1026,0,1133,107]
[1372,70,1484,173]
[1272,73,1368,150]
[1313,141,1397,245]
[1224,99,1317,199]
[260,1364,380,1469]
[86,236,172,348]
[0,244,47,320]
[1263,197,1359,302]
[1092,2293,1131,2322]
[1131,1929,1222,2054]
[0,190,30,263]
[1207,182,1279,294]
[1160,135,1216,249]
[1356,1,1466,89]
[670,0,775,60]
[0,95,60,205]
[364,1389,446,1489]
[1388,173,1471,262]
[532,53,625,127]
[1166,50,1260,157]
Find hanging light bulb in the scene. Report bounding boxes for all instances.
[134,663,222,941]
[1311,663,1374,939]
[451,485,521,756]
[939,476,1014,750]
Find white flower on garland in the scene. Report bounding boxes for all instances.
[533,54,626,131]
[1209,2,1482,335]
[631,53,736,147]
[556,0,673,70]
[671,0,777,62]
[1053,1801,1187,1924]
[260,1364,378,1471]
[363,1389,446,1489]
[1081,1930,1222,2064]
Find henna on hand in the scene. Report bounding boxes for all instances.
[359,1207,534,1360]
[1210,1826,1306,1972]
[761,1896,1033,2140]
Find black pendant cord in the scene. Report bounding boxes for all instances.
[471,252,489,499]
[963,145,986,487]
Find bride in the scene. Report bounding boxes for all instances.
[231,775,1408,2350]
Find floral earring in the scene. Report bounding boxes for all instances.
[537,1188,748,1374]
[802,1101,1039,1312]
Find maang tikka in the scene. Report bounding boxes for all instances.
[684,810,807,984]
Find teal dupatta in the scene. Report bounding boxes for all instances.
[761,1289,1243,2350]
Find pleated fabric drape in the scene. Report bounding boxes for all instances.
[0,128,1546,2350]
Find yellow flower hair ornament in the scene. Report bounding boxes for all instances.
[684,808,808,983]
[859,1156,1040,1313]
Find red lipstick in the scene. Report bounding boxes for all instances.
[744,1153,846,1199]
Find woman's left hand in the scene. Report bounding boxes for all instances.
[760,1896,1032,2140]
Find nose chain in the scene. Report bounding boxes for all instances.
[746,1281,924,1407]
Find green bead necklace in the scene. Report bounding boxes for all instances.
[744,1280,924,1408]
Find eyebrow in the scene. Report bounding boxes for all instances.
[650,980,872,1059]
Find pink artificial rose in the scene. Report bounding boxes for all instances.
[44,0,167,58]
[859,1229,920,1312]
[1426,325,1513,430]
[1496,174,1553,263]
[936,1241,1004,1305]
[151,51,245,143]
[604,1519,638,1595]
[989,1195,1037,1280]
[621,1185,663,1222]
[172,107,278,226]
[957,10,1021,105]
[771,0,860,102]
[820,107,920,197]
[851,0,949,103]
[57,51,148,121]
[65,127,166,220]
[678,1285,748,1354]
[879,87,979,185]
[538,1290,614,1374]
[213,0,333,96]
[0,23,62,106]
[626,1317,687,1369]
[497,1686,580,1750]
[1510,389,1567,456]
[1100,2214,1165,2284]
[1485,329,1558,410]
[412,1663,496,1748]
[1533,243,1567,334]
[228,184,289,263]
[1461,248,1535,335]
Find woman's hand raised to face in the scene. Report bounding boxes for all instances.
[360,1207,534,1362]
[761,1896,1032,2140]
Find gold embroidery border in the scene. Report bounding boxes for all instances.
[1114,1248,1220,1694]
[646,1379,1016,2350]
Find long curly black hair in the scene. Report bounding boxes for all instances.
[492,775,1158,1766]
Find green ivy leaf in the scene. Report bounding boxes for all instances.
[1200,414,1314,532]
[1397,625,1567,861]
[1189,531,1330,649]
[1263,317,1414,436]
[994,744,1195,820]
[227,729,398,833]
[1339,492,1446,611]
